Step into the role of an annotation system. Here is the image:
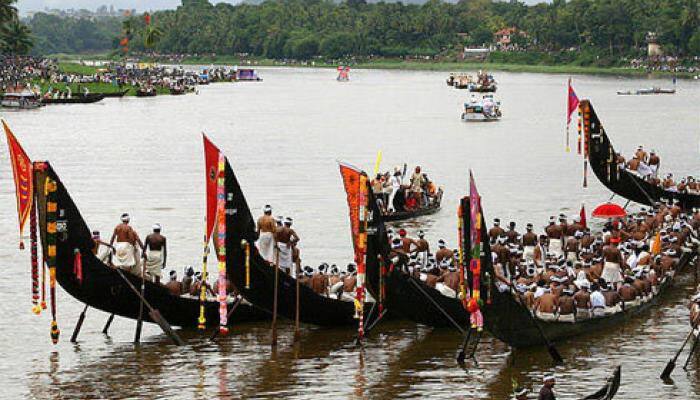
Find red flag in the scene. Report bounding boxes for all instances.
[338,162,364,266]
[3,120,33,248]
[203,134,221,241]
[580,203,587,229]
[567,78,579,125]
[144,13,151,26]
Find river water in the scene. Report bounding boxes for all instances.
[1,67,700,399]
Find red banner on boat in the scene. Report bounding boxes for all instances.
[3,120,33,249]
[567,78,579,125]
[203,134,221,241]
[580,203,587,229]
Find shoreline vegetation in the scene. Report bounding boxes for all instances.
[56,56,694,80]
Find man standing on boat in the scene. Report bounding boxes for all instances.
[538,375,557,400]
[545,217,564,257]
[256,205,276,263]
[410,166,425,208]
[489,218,505,244]
[109,213,144,275]
[648,150,660,177]
[388,170,402,212]
[522,224,537,262]
[144,223,167,284]
[602,236,624,289]
[275,217,299,275]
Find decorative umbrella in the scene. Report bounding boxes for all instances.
[591,202,626,219]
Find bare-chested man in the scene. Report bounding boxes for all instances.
[489,219,505,244]
[399,229,417,254]
[435,239,454,266]
[143,223,167,283]
[533,235,548,267]
[522,223,537,261]
[534,289,558,321]
[573,284,592,320]
[436,267,461,298]
[627,156,640,172]
[414,231,430,268]
[310,264,330,296]
[545,217,564,256]
[601,237,624,288]
[256,205,276,263]
[564,234,579,263]
[635,145,648,163]
[558,288,576,322]
[276,217,300,275]
[505,222,520,244]
[648,151,660,177]
[165,270,181,296]
[343,263,357,292]
[91,230,113,264]
[602,283,623,314]
[110,213,144,274]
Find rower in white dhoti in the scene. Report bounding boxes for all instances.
[256,205,276,263]
[144,223,167,283]
[91,230,113,264]
[110,213,144,275]
[275,217,299,274]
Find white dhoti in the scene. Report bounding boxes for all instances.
[566,252,578,263]
[113,242,137,270]
[96,244,111,264]
[256,232,275,262]
[558,313,575,323]
[604,304,622,315]
[535,311,557,322]
[277,243,292,271]
[330,281,344,298]
[523,246,535,261]
[144,250,163,281]
[592,307,605,317]
[549,240,563,257]
[601,262,623,285]
[388,188,399,212]
[576,308,591,320]
[436,283,457,298]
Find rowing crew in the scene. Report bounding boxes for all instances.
[91,213,168,283]
[256,205,301,275]
[488,203,698,322]
[618,145,660,178]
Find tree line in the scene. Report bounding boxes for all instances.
[1,0,32,54]
[24,0,700,65]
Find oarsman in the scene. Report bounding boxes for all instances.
[648,150,660,177]
[557,287,575,322]
[91,230,113,264]
[615,152,626,169]
[635,145,648,163]
[618,277,639,307]
[567,216,584,237]
[558,214,569,240]
[505,221,520,244]
[256,205,276,263]
[489,218,505,244]
[143,223,167,284]
[533,235,548,267]
[310,264,330,296]
[414,231,430,268]
[298,266,314,287]
[399,229,417,254]
[564,233,579,263]
[545,217,564,256]
[601,236,624,288]
[663,174,676,190]
[275,217,300,275]
[590,282,606,317]
[627,156,640,172]
[435,239,454,266]
[329,265,343,298]
[343,263,357,293]
[436,266,460,298]
[602,282,622,314]
[190,272,216,298]
[538,375,557,400]
[109,213,144,275]
[534,287,558,321]
[573,282,592,320]
[165,270,181,296]
[181,266,194,294]
[522,224,537,261]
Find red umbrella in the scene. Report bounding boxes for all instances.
[591,202,626,219]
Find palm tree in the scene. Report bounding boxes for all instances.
[2,20,32,54]
[144,25,163,49]
[0,0,17,23]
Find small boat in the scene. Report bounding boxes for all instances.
[469,72,497,92]
[2,92,42,109]
[461,94,502,122]
[580,366,621,400]
[136,87,157,97]
[42,93,105,105]
[236,68,262,82]
[29,161,268,329]
[446,73,455,86]
[381,187,443,222]
[337,66,350,81]
[583,99,700,209]
[617,87,675,95]
[453,74,474,89]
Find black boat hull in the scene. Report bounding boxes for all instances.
[35,163,268,328]
[585,100,700,209]
[42,94,105,105]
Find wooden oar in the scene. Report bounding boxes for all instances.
[134,259,146,344]
[114,267,184,346]
[69,304,89,343]
[271,248,280,347]
[102,313,115,334]
[661,323,698,379]
[511,286,563,364]
[682,328,700,371]
[456,326,473,364]
[294,258,301,343]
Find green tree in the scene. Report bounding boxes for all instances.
[3,19,33,54]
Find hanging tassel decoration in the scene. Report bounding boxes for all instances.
[216,154,229,336]
[242,240,250,289]
[73,249,83,284]
[457,202,467,309]
[378,255,384,314]
[30,195,40,314]
[41,259,47,310]
[46,177,60,344]
[198,239,208,330]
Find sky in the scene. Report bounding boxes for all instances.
[17,0,546,14]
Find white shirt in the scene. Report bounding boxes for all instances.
[591,291,606,308]
[390,175,401,189]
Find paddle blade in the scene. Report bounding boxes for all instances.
[456,350,466,364]
[548,345,564,364]
[660,360,675,380]
[149,309,184,346]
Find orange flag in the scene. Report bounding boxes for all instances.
[3,120,33,249]
[203,134,221,241]
[651,231,662,256]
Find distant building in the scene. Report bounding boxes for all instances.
[462,47,490,60]
[647,32,663,57]
[493,27,528,50]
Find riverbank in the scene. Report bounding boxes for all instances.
[57,54,693,79]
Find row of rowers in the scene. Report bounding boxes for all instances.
[387,204,699,322]
[617,145,700,193]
